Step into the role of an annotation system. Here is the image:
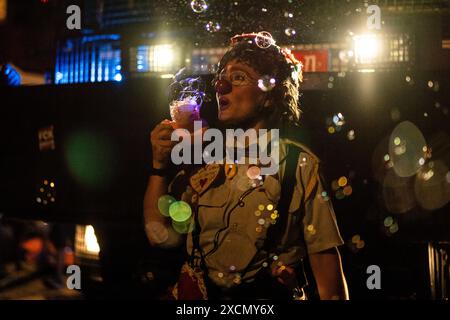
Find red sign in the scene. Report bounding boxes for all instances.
[291,50,329,72]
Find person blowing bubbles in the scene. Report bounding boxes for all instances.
[144,32,349,300]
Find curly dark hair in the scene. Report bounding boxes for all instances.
[215,35,302,129]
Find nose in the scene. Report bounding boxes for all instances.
[214,79,232,95]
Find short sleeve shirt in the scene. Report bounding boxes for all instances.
[168,137,344,288]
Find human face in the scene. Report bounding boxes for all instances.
[215,60,266,128]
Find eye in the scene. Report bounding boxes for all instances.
[230,71,248,83]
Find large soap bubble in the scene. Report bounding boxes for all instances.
[389,121,427,177]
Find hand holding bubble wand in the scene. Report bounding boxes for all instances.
[167,68,208,132]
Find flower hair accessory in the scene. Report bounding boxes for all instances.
[280,47,303,79]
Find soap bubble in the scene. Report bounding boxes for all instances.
[169,201,192,222]
[172,219,195,234]
[284,28,296,37]
[389,121,427,177]
[190,0,208,13]
[247,166,261,180]
[255,31,275,49]
[205,21,221,33]
[258,75,276,92]
[158,195,176,217]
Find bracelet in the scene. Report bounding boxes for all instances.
[149,166,169,177]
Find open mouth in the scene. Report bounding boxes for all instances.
[219,97,230,111]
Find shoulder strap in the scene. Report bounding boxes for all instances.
[282,138,321,203]
[264,143,302,252]
[266,142,310,289]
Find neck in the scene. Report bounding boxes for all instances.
[249,118,267,131]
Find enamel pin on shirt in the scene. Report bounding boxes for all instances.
[224,163,238,180]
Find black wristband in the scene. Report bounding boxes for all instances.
[149,166,169,177]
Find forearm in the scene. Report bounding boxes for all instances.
[144,174,169,221]
[145,120,183,246]
[308,247,349,300]
[143,173,175,246]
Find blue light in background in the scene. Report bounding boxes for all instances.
[105,60,110,81]
[90,47,96,83]
[55,35,122,84]
[97,60,102,82]
[114,74,122,82]
[1,64,21,86]
[135,46,150,72]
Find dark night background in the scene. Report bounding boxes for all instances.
[0,0,449,300]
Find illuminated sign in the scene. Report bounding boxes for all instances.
[292,50,329,73]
